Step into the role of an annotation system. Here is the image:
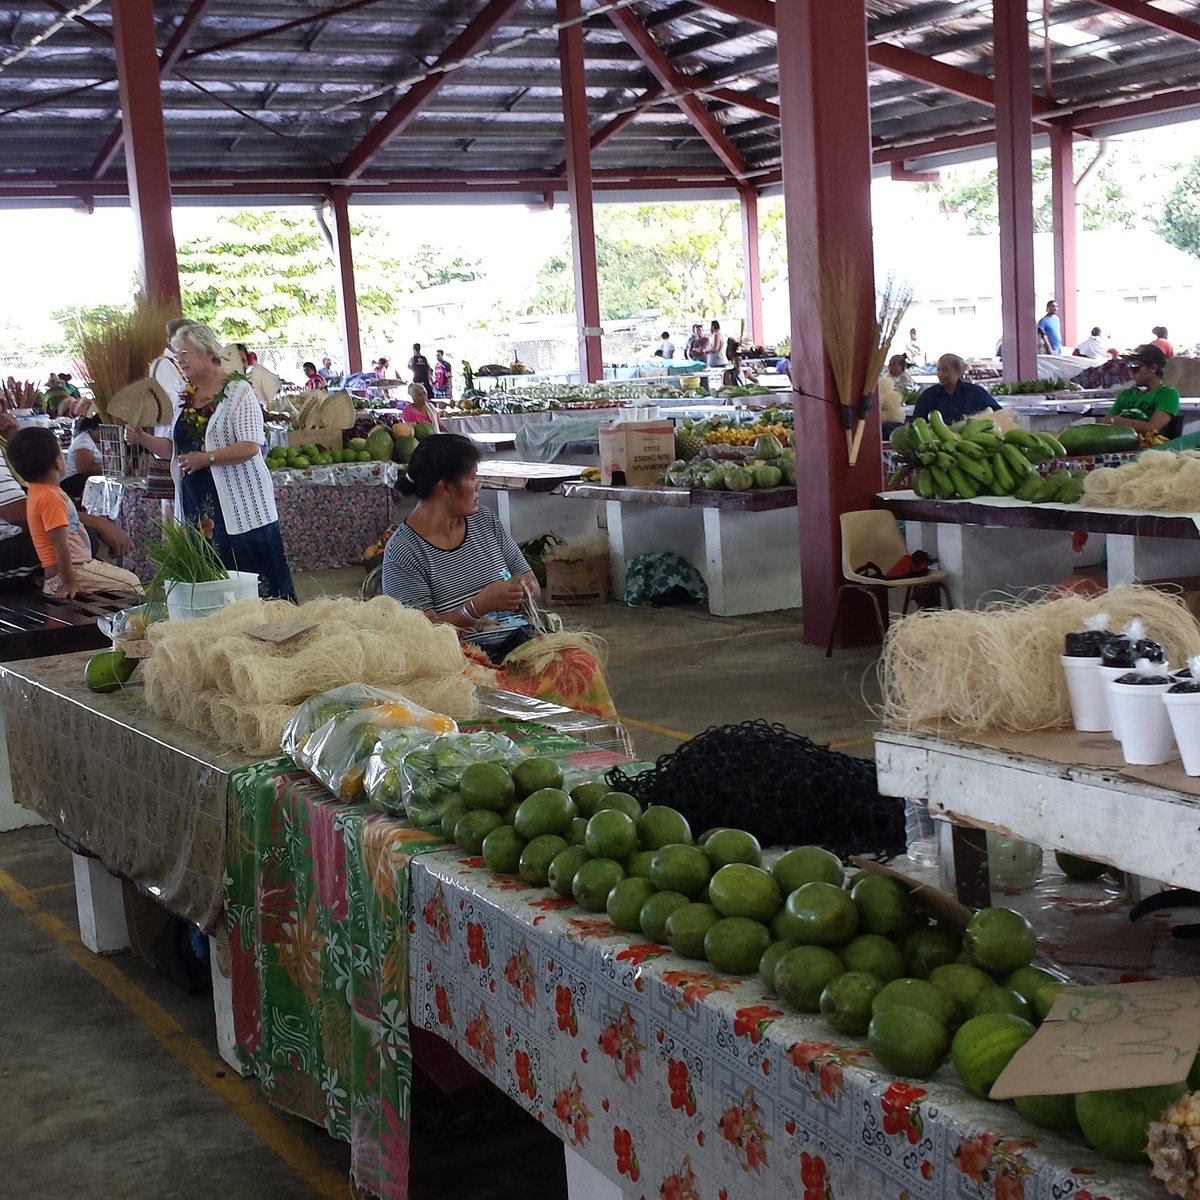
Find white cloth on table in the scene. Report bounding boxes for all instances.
[204,379,278,535]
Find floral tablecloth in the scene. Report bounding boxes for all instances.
[225,758,450,1200]
[408,852,1161,1200]
[111,474,394,578]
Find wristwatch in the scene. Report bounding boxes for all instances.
[207,451,216,464]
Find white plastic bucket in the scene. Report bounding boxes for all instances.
[1098,665,1133,741]
[1107,680,1174,766]
[1061,655,1109,732]
[1163,690,1200,776]
[165,571,259,621]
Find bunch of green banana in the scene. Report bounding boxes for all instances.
[900,413,1080,503]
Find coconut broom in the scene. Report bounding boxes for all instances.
[813,249,864,461]
[849,273,913,466]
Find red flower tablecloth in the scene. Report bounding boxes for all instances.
[408,852,1160,1200]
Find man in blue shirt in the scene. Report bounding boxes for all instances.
[910,354,1000,424]
[1036,300,1062,354]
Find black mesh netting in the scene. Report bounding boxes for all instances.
[605,720,905,860]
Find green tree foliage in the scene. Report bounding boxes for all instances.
[175,209,479,342]
[1155,156,1200,259]
[924,148,1143,235]
[528,200,786,322]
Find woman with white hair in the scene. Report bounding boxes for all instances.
[125,320,295,600]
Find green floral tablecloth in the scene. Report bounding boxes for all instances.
[225,758,448,1200]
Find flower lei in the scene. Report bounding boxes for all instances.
[178,371,249,436]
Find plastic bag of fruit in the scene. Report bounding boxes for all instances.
[282,684,458,801]
[379,729,520,826]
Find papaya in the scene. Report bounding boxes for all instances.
[391,421,415,438]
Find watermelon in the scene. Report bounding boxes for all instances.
[366,425,394,462]
[752,464,782,489]
[753,432,784,459]
[413,422,436,441]
[950,1012,1035,1098]
[724,467,753,491]
[393,435,418,463]
[1056,423,1139,456]
[1076,1083,1186,1162]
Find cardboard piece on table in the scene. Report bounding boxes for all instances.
[599,419,675,487]
[1055,914,1156,970]
[245,621,318,645]
[990,978,1200,1099]
[849,857,973,930]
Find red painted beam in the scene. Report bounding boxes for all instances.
[890,163,940,182]
[1068,87,1200,133]
[180,0,393,60]
[111,0,180,310]
[558,0,603,383]
[608,7,748,179]
[328,187,362,374]
[872,127,1001,165]
[1050,126,1077,348]
[777,0,881,649]
[36,0,111,41]
[708,87,779,118]
[702,0,775,28]
[590,83,665,154]
[739,188,763,345]
[339,0,527,180]
[994,0,1038,382]
[868,42,1059,121]
[1092,0,1200,45]
[90,0,216,181]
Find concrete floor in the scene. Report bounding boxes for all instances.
[1,573,881,1200]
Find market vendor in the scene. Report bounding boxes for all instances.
[910,354,1000,424]
[401,383,441,431]
[124,320,296,601]
[722,340,758,389]
[382,434,616,717]
[1098,344,1181,436]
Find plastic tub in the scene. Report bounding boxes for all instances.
[165,571,259,621]
[1107,679,1174,766]
[1061,655,1109,732]
[1163,690,1200,776]
[1098,664,1133,741]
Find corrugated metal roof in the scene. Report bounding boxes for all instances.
[0,1,1197,200]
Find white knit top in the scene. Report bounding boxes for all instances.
[203,379,277,536]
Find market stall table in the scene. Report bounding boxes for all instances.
[560,481,800,617]
[876,489,1200,606]
[86,464,396,578]
[874,725,1200,906]
[474,459,594,545]
[408,849,1161,1200]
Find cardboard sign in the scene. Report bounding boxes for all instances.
[245,622,318,645]
[990,978,1200,1099]
[599,419,675,486]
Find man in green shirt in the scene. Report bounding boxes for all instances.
[1102,344,1181,436]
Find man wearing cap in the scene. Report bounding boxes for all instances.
[1100,345,1180,436]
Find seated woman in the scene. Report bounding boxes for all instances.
[60,413,102,506]
[401,383,441,431]
[1099,344,1181,438]
[381,434,616,718]
[721,340,758,389]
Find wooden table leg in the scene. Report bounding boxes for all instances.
[937,821,990,909]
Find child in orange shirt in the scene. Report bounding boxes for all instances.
[6,427,142,599]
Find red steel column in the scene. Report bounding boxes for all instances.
[111,0,180,308]
[994,0,1038,381]
[1050,125,1078,349]
[740,187,764,345]
[329,188,362,374]
[558,0,604,383]
[777,0,880,648]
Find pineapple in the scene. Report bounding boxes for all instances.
[1149,1091,1200,1199]
[675,430,705,461]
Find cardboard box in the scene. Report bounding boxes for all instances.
[285,426,344,452]
[600,419,675,486]
[546,554,610,606]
